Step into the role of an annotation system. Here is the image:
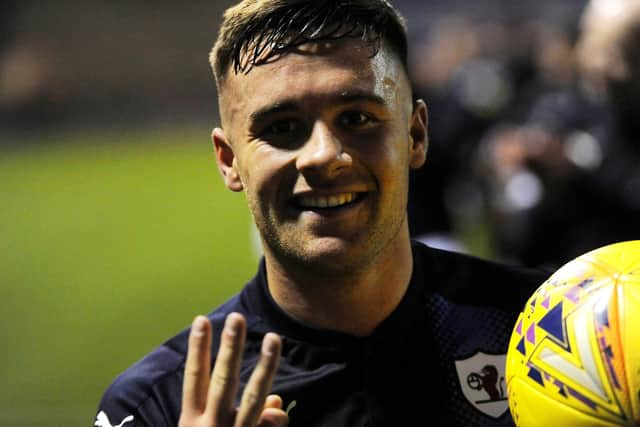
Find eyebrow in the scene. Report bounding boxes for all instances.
[249,101,299,125]
[248,90,388,124]
[336,90,388,107]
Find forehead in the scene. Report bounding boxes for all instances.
[218,38,407,125]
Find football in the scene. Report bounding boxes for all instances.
[505,240,640,426]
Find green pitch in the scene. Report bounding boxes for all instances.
[0,126,258,426]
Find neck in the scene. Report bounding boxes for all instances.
[263,224,414,337]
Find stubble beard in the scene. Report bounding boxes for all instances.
[254,200,408,279]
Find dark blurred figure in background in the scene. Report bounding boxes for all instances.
[0,1,62,133]
[406,5,580,255]
[473,0,640,269]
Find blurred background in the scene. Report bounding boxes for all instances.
[3,0,640,425]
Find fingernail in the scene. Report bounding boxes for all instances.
[192,316,207,337]
[224,313,240,337]
[262,333,279,356]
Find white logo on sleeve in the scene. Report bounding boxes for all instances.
[95,411,134,427]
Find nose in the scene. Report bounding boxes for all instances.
[296,121,352,179]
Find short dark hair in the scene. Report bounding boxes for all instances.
[210,0,409,88]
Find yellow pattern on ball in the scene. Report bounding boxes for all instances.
[505,240,640,426]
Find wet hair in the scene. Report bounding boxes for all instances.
[210,0,408,88]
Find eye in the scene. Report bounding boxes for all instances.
[257,118,307,149]
[337,111,377,129]
[264,119,301,136]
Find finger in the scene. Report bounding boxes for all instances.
[258,395,288,427]
[264,394,283,410]
[235,332,282,427]
[257,408,289,427]
[181,315,212,416]
[206,312,246,424]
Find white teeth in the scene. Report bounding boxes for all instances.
[298,193,356,208]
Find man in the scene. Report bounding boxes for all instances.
[96,1,548,425]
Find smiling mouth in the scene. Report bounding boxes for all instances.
[295,192,365,209]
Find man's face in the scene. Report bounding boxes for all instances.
[213,38,427,272]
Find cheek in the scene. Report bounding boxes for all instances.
[240,147,295,197]
[381,133,412,189]
[376,129,410,169]
[360,147,408,196]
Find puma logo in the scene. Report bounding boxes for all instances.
[95,411,134,427]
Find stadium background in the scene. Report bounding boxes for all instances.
[0,0,587,425]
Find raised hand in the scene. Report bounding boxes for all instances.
[179,313,287,427]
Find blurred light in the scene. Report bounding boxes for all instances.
[455,59,512,117]
[414,232,468,254]
[564,130,602,170]
[505,169,543,211]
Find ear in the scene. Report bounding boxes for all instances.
[408,99,428,169]
[212,127,244,192]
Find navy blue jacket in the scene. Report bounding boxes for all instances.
[96,241,549,426]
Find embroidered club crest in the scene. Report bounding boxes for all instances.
[454,352,509,418]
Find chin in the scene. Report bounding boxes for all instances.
[278,237,372,272]
[298,238,375,274]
